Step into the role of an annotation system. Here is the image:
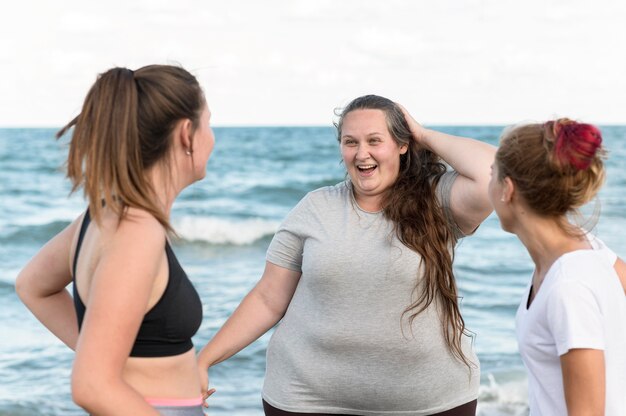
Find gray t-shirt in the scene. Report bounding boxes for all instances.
[263,172,479,415]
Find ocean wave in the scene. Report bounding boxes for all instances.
[174,216,280,245]
[477,373,529,416]
[0,279,15,291]
[0,216,280,247]
[0,220,71,244]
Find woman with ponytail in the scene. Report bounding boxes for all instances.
[16,65,215,415]
[488,119,626,415]
[198,95,495,415]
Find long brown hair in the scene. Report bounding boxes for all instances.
[335,95,473,367]
[56,65,204,232]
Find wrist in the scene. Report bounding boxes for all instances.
[197,349,214,369]
[416,128,435,151]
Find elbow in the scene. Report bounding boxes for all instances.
[14,270,31,303]
[474,177,496,217]
[466,185,495,228]
[15,270,45,308]
[71,366,111,411]
[255,289,288,323]
[71,384,94,410]
[71,370,97,410]
[478,194,495,220]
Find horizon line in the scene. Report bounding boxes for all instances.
[2,122,626,129]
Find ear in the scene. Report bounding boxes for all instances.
[399,143,408,155]
[501,177,515,203]
[175,118,194,153]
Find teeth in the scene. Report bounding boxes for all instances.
[358,164,376,169]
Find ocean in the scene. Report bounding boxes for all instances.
[1,126,624,416]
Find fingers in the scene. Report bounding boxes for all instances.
[202,388,216,400]
[202,388,216,408]
[397,105,411,128]
[396,103,414,124]
[396,103,424,139]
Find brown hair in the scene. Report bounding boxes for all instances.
[56,65,204,232]
[335,95,473,368]
[496,119,605,233]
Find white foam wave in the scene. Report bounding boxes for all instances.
[174,216,280,245]
[3,205,81,228]
[477,373,529,416]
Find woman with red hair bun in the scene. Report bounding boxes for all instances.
[488,119,626,415]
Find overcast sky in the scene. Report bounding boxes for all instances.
[1,0,625,127]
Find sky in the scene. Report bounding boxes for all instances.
[1,0,625,127]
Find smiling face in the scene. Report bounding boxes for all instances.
[340,109,408,211]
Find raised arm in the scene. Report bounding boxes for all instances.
[401,107,496,234]
[197,261,301,399]
[15,215,83,349]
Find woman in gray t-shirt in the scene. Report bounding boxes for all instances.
[198,95,496,416]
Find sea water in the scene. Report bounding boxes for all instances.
[1,126,624,415]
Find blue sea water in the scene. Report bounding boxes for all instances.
[0,126,624,416]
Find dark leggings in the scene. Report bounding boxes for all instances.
[262,399,477,416]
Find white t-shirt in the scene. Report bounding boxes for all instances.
[515,235,626,415]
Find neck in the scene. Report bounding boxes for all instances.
[511,213,589,289]
[146,163,183,218]
[353,191,383,213]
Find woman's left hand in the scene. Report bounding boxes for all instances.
[199,365,216,409]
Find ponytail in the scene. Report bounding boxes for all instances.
[57,65,204,232]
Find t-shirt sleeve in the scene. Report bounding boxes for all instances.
[436,170,466,241]
[265,195,311,272]
[591,235,618,266]
[546,280,605,356]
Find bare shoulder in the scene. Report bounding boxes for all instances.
[87,208,168,307]
[121,207,165,231]
[97,207,167,261]
[68,211,88,273]
[58,211,87,249]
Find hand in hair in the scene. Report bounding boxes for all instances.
[397,104,429,150]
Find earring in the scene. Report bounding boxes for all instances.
[500,196,505,202]
[185,150,192,155]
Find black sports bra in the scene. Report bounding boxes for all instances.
[72,210,202,357]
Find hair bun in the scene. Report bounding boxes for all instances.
[548,119,602,171]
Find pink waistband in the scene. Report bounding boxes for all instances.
[145,396,203,407]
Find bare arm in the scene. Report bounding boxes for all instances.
[197,262,301,395]
[71,212,165,415]
[615,257,626,295]
[401,107,496,234]
[560,348,605,416]
[15,216,82,349]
